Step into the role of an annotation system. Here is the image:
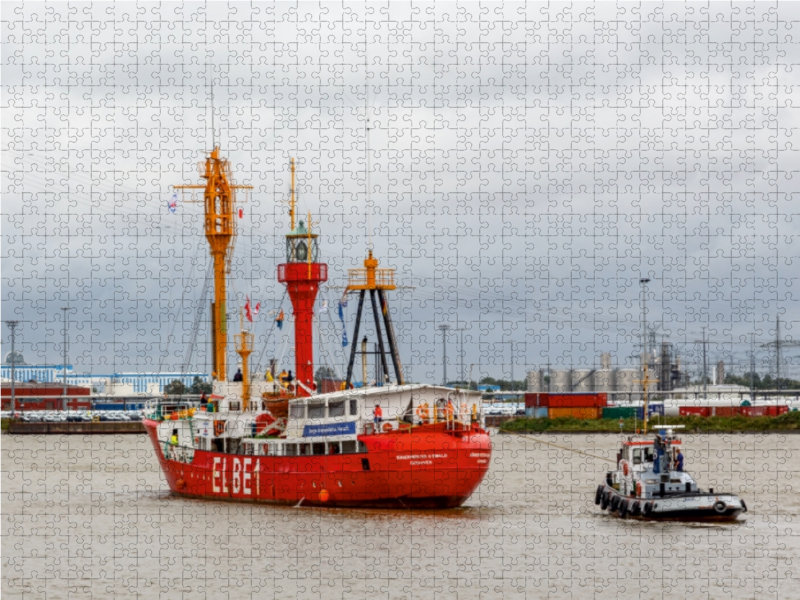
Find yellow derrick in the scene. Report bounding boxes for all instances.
[175,146,252,382]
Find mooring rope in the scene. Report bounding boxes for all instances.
[507,431,615,463]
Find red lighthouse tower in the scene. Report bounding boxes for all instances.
[277,159,327,396]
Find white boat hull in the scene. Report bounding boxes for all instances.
[597,484,746,521]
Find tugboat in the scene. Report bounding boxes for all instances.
[595,426,747,521]
[142,147,492,508]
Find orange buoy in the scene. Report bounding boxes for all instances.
[175,479,186,490]
[319,489,329,502]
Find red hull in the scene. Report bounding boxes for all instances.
[144,419,492,508]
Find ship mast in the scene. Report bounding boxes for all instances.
[175,147,251,382]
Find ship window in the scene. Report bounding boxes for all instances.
[644,448,654,463]
[284,444,298,456]
[350,400,358,415]
[341,441,357,454]
[312,443,325,455]
[243,443,254,456]
[299,443,310,456]
[308,402,326,419]
[290,403,305,419]
[632,449,642,465]
[328,442,340,455]
[329,400,345,418]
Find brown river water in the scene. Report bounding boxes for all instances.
[2,431,799,599]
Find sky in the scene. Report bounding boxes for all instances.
[2,2,800,385]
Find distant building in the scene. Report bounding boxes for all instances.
[1,382,92,410]
[0,363,208,395]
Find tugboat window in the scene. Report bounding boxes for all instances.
[633,449,642,465]
[350,399,358,415]
[329,400,345,418]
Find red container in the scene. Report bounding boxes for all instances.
[712,406,742,417]
[680,406,711,417]
[771,405,790,416]
[525,393,608,409]
[741,406,769,417]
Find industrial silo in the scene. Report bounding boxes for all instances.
[550,369,571,392]
[527,370,543,393]
[594,369,614,392]
[615,368,639,402]
[571,369,594,392]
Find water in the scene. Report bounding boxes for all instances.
[2,432,798,599]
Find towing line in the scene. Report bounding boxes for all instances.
[509,431,615,463]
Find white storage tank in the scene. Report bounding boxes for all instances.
[615,368,639,401]
[571,369,594,392]
[549,369,571,392]
[594,369,614,392]
[527,370,543,393]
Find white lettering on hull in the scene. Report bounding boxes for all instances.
[212,457,221,493]
[233,458,242,494]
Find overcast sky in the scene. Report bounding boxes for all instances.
[3,2,800,384]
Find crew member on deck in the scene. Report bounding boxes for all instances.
[373,403,383,429]
[170,430,178,446]
[676,450,684,472]
[233,368,243,382]
[278,370,288,387]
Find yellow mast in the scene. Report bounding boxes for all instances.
[175,147,252,382]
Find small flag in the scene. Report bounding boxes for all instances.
[238,207,244,219]
[253,302,260,316]
[276,309,285,330]
[168,193,177,214]
[245,297,253,322]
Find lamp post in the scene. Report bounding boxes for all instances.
[438,325,450,385]
[3,321,20,413]
[62,307,70,411]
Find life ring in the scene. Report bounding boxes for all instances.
[415,403,430,422]
[594,485,604,505]
[382,421,394,433]
[621,460,630,477]
[214,420,225,437]
[194,437,199,445]
[635,481,643,497]
[713,501,727,514]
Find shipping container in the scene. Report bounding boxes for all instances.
[769,405,790,416]
[548,406,601,419]
[711,406,742,417]
[525,407,549,419]
[525,392,608,409]
[679,406,711,417]
[636,404,665,420]
[741,406,768,417]
[602,406,638,419]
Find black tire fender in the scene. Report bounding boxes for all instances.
[643,501,653,515]
[601,491,610,510]
[610,495,620,511]
[595,485,604,506]
[630,501,641,516]
[619,499,628,518]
